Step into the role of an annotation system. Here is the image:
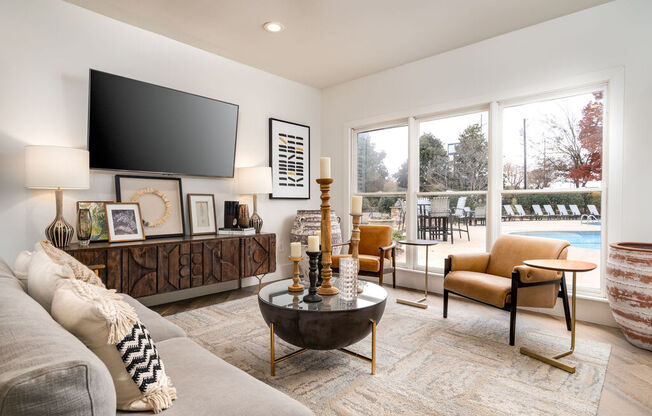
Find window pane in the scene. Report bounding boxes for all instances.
[503,91,603,191]
[500,192,602,290]
[356,126,408,193]
[360,196,406,264]
[419,111,489,192]
[416,194,486,270]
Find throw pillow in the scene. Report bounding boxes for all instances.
[27,250,75,311]
[51,279,177,413]
[39,240,104,287]
[12,250,32,289]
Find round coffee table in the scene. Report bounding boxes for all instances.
[258,278,387,375]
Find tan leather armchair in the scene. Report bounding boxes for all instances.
[443,234,571,345]
[332,225,397,287]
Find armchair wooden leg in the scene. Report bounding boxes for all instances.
[559,274,572,331]
[392,248,396,288]
[443,289,449,318]
[509,273,519,346]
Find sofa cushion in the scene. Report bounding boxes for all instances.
[12,250,32,289]
[0,258,116,416]
[27,249,75,312]
[39,240,104,287]
[122,294,187,342]
[444,270,512,308]
[51,279,177,413]
[117,337,313,416]
[332,254,391,273]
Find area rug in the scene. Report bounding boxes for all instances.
[166,293,611,416]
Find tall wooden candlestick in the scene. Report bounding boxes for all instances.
[350,213,364,293]
[288,256,304,292]
[316,178,339,295]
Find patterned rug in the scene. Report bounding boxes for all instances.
[166,292,610,416]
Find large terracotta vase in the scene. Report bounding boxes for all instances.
[606,242,652,350]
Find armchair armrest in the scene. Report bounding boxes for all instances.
[379,241,397,252]
[448,253,490,273]
[514,265,562,283]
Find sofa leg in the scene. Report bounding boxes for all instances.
[443,289,449,318]
[560,274,572,331]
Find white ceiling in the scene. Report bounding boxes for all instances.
[64,0,612,88]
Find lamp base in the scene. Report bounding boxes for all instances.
[46,216,73,248]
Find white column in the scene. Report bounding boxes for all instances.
[486,101,502,251]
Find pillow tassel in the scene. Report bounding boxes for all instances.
[143,376,177,414]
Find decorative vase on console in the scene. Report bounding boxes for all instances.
[606,242,652,351]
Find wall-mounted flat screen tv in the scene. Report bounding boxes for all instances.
[88,69,238,177]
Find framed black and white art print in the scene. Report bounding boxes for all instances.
[269,118,310,199]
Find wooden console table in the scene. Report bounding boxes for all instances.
[65,233,276,298]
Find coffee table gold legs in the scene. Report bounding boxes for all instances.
[269,319,377,376]
[397,247,429,309]
[519,271,577,374]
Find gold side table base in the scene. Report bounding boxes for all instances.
[396,297,428,309]
[269,320,376,376]
[519,346,576,373]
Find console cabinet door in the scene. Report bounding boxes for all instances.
[157,243,192,293]
[125,247,157,297]
[202,238,240,285]
[243,234,276,277]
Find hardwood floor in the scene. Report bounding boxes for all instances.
[152,284,652,416]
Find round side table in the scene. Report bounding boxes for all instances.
[520,259,597,373]
[396,239,440,309]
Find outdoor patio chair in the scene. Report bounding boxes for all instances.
[532,204,548,220]
[474,206,486,225]
[503,204,516,221]
[543,204,558,217]
[451,197,470,241]
[557,205,572,219]
[417,199,431,239]
[569,204,582,217]
[588,204,601,219]
[515,204,531,220]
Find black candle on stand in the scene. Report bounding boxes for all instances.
[303,251,323,303]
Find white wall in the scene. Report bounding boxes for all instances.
[0,0,321,290]
[322,0,652,245]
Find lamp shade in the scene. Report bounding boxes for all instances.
[25,146,90,189]
[237,166,272,194]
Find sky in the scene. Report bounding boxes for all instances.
[358,90,602,190]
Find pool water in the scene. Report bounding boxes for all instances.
[510,231,601,250]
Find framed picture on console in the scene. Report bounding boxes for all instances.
[105,202,146,243]
[187,194,217,235]
[115,175,185,238]
[269,118,310,199]
[76,201,110,242]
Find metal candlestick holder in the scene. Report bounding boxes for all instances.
[350,213,364,293]
[316,178,338,295]
[303,251,322,303]
[288,256,305,292]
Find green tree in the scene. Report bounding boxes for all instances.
[357,133,389,192]
[394,133,448,191]
[452,124,488,191]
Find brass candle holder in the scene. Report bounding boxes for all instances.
[288,256,305,292]
[316,178,339,295]
[351,213,364,293]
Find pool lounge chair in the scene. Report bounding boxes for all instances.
[543,204,558,218]
[532,204,548,220]
[515,205,531,220]
[503,205,517,221]
[569,204,582,217]
[588,204,601,219]
[557,205,573,219]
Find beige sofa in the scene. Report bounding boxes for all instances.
[0,258,313,416]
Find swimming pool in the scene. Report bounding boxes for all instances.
[510,231,601,250]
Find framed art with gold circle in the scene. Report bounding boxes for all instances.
[115,175,184,238]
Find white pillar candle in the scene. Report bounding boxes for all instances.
[352,195,363,215]
[307,235,319,252]
[319,157,331,179]
[316,230,321,246]
[290,242,301,258]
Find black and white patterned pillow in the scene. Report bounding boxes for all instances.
[116,321,165,393]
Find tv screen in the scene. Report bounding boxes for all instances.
[88,69,238,177]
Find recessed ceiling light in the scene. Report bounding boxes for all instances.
[263,22,284,33]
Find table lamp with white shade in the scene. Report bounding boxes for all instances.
[25,146,90,248]
[237,166,272,233]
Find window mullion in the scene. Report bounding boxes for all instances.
[406,116,419,269]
